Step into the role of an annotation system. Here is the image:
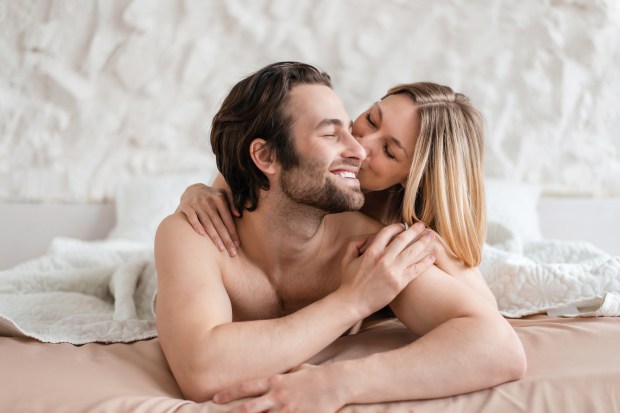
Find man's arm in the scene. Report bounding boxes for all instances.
[211,265,526,412]
[327,265,526,403]
[155,213,362,401]
[155,214,433,402]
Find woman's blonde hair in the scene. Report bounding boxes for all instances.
[385,83,486,267]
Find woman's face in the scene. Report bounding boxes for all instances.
[352,93,419,192]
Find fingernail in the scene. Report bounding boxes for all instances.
[229,247,237,257]
[234,240,240,248]
[413,222,424,231]
[217,242,224,251]
[425,232,435,241]
[427,255,435,263]
[213,394,221,403]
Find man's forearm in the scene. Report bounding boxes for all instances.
[194,290,361,398]
[325,314,526,405]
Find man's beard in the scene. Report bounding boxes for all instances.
[279,159,364,213]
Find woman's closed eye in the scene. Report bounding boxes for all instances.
[365,113,377,128]
[383,143,396,160]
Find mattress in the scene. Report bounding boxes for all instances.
[1,316,619,413]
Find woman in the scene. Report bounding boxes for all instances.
[178,82,495,304]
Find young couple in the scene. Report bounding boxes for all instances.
[155,61,526,412]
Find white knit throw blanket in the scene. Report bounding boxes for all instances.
[1,223,619,344]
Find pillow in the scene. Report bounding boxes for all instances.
[485,178,543,243]
[107,173,216,243]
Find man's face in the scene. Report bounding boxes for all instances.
[278,84,366,213]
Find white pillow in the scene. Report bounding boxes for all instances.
[107,174,215,243]
[485,178,543,243]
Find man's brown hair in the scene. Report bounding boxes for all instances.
[210,62,332,214]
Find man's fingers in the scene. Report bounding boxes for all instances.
[213,378,270,404]
[287,363,316,373]
[342,237,368,265]
[379,222,427,261]
[358,234,376,255]
[227,396,275,413]
[362,223,408,257]
[397,229,435,263]
[403,254,436,284]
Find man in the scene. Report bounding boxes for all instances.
[154,62,526,411]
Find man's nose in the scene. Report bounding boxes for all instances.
[342,130,367,161]
[354,133,374,158]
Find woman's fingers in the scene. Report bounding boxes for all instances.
[196,209,226,252]
[216,201,240,249]
[225,188,241,218]
[180,207,207,237]
[203,206,238,256]
[178,183,240,255]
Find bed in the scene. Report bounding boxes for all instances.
[1,177,619,412]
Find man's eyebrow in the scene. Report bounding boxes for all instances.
[376,103,408,157]
[315,118,353,130]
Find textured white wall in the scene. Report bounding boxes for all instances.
[1,0,619,202]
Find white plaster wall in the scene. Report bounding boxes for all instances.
[0,0,619,202]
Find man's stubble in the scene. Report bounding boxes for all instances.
[279,158,364,214]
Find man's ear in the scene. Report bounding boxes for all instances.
[249,139,277,175]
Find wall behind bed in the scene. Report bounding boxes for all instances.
[0,0,619,202]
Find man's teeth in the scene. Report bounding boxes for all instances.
[335,171,356,179]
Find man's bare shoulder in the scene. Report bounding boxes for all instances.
[324,211,383,237]
[154,212,223,280]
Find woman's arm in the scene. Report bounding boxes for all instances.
[429,237,498,307]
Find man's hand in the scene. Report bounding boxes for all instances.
[213,364,344,413]
[338,222,435,319]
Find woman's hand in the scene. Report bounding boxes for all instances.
[338,222,436,319]
[177,183,240,257]
[213,364,344,413]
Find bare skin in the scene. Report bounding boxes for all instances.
[157,84,526,411]
[179,93,497,307]
[180,176,497,307]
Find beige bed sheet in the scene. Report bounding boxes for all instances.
[1,316,619,413]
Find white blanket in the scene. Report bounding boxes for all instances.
[1,222,619,344]
[0,237,157,344]
[482,222,620,318]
